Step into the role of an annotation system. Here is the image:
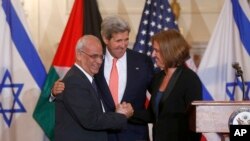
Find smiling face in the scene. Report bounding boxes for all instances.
[152,41,165,69]
[101,16,131,59]
[76,36,103,76]
[103,31,129,59]
[151,29,190,70]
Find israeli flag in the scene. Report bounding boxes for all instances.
[198,0,250,101]
[197,0,250,140]
[0,0,46,141]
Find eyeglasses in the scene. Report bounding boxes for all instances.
[80,50,104,60]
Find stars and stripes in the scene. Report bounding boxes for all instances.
[133,0,178,68]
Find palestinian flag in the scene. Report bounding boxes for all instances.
[32,0,103,140]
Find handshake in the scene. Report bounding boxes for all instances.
[115,102,134,118]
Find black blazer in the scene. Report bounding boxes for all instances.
[132,65,202,141]
[95,49,154,141]
[55,65,127,141]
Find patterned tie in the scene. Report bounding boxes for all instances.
[109,58,119,105]
[92,78,98,93]
[92,78,105,112]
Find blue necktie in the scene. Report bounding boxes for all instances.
[92,78,106,112]
[92,79,98,93]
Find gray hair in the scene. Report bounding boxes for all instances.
[101,16,131,40]
[75,35,101,52]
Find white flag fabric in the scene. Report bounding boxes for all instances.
[0,0,46,141]
[197,0,250,140]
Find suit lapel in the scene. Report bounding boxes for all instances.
[121,50,140,101]
[66,66,103,113]
[95,50,141,109]
[95,61,116,110]
[150,72,164,116]
[159,67,183,112]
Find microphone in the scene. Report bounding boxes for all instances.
[232,62,243,76]
[232,62,246,100]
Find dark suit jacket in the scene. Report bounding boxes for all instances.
[131,65,202,141]
[95,49,154,141]
[55,65,127,141]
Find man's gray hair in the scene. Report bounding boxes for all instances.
[101,16,130,40]
[75,35,100,52]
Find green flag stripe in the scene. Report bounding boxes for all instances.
[33,67,59,141]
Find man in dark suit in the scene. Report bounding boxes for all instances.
[53,16,154,141]
[55,35,133,141]
[97,16,154,141]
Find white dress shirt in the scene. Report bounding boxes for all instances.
[104,49,127,104]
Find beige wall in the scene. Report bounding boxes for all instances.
[21,0,224,70]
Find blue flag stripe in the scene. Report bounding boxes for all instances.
[201,84,214,100]
[232,0,250,55]
[2,0,46,89]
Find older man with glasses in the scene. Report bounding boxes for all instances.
[54,35,133,141]
[53,16,154,141]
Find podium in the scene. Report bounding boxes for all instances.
[189,101,250,140]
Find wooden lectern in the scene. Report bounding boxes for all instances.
[189,101,250,140]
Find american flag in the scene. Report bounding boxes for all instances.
[133,0,179,68]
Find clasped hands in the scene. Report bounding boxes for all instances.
[115,102,134,118]
[52,80,134,118]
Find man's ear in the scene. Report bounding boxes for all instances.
[75,50,81,61]
[102,35,109,44]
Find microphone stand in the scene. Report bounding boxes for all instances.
[232,63,246,100]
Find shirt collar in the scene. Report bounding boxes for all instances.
[105,48,127,63]
[74,63,93,83]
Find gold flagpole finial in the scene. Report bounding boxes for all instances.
[171,0,181,20]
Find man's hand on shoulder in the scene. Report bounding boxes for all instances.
[52,79,65,96]
[49,79,65,102]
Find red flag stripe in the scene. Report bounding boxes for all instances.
[52,0,83,67]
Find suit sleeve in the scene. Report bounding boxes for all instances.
[130,98,155,124]
[184,72,202,106]
[62,75,127,131]
[145,55,155,91]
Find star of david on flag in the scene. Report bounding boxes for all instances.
[197,1,250,140]
[0,70,25,127]
[0,0,46,141]
[226,80,250,100]
[197,0,250,101]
